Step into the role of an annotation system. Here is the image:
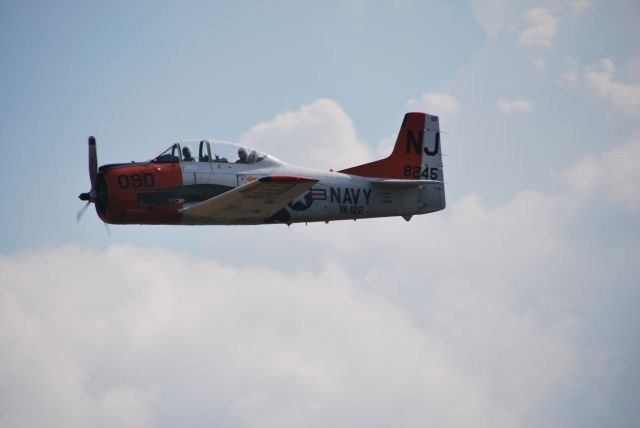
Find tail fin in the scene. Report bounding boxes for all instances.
[339,112,443,181]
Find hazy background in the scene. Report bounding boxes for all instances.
[1,1,639,427]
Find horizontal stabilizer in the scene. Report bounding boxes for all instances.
[369,179,443,187]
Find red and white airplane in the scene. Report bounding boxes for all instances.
[78,112,445,225]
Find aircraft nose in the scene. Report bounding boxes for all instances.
[94,172,109,220]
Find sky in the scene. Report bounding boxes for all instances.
[0,0,639,427]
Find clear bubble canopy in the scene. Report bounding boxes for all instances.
[150,140,274,164]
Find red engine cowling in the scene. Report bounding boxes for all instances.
[97,162,184,225]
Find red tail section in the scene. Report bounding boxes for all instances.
[339,112,426,179]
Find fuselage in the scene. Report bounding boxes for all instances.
[94,140,444,225]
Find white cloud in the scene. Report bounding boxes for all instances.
[7,128,640,427]
[497,97,533,113]
[532,56,547,75]
[584,58,640,116]
[569,0,591,12]
[470,0,515,35]
[0,243,576,428]
[472,1,584,37]
[4,128,640,426]
[518,8,557,48]
[238,99,371,171]
[629,55,640,81]
[557,58,581,89]
[407,92,460,115]
[564,135,640,211]
[373,136,395,159]
[558,70,579,89]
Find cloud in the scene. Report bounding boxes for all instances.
[558,58,580,89]
[5,128,640,427]
[584,58,640,116]
[564,134,640,211]
[470,0,515,35]
[497,97,533,113]
[472,1,583,37]
[518,8,557,48]
[629,55,640,81]
[238,99,371,170]
[569,0,591,12]
[407,93,460,115]
[0,243,574,428]
[532,56,547,75]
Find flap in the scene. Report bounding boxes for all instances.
[180,175,318,223]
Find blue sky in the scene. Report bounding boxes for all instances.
[1,0,486,250]
[1,1,639,427]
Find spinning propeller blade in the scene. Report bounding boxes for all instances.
[76,201,91,223]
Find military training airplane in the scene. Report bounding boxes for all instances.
[78,112,445,225]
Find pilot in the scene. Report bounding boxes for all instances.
[182,146,195,162]
[247,150,257,163]
[236,147,248,163]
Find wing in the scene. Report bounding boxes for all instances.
[180,175,318,223]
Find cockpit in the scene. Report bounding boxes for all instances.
[150,140,271,165]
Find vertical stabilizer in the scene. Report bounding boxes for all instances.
[340,112,443,181]
[340,112,445,212]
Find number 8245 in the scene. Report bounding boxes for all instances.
[403,164,439,180]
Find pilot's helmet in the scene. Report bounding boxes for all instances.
[238,147,247,158]
[182,146,192,157]
[248,150,257,163]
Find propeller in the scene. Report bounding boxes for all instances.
[76,201,91,222]
[77,136,98,223]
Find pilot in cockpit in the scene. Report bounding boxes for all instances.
[236,147,248,164]
[182,146,195,162]
[247,150,257,163]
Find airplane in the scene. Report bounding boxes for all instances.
[78,112,445,226]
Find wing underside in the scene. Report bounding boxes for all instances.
[180,175,318,224]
